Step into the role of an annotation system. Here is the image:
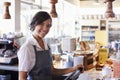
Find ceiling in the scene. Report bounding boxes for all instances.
[20,0,120,11]
[65,0,120,8]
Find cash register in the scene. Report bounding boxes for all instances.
[64,67,83,80]
[0,38,18,65]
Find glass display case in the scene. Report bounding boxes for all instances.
[108,20,120,54]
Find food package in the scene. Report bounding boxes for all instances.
[79,41,86,51]
[84,41,90,50]
[79,41,90,51]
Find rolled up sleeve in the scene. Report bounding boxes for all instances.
[17,43,35,72]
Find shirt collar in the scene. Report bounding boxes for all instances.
[29,35,40,48]
[29,35,46,50]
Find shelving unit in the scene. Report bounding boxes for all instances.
[80,20,108,42]
[81,26,98,41]
[107,20,120,54]
[80,20,100,42]
[107,20,120,42]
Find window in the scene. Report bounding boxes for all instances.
[20,0,79,40]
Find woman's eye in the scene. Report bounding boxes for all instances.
[39,23,51,28]
[47,24,52,27]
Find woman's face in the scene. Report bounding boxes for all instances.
[33,19,52,38]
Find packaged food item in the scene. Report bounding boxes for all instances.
[79,41,85,51]
[79,41,90,51]
[84,41,90,50]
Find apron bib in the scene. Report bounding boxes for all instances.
[28,45,52,80]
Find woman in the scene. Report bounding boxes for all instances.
[17,11,83,80]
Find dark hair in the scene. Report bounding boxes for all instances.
[29,11,52,31]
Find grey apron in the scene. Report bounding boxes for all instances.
[28,45,52,80]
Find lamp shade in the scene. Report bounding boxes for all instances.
[104,0,115,18]
[50,0,58,18]
[3,2,11,19]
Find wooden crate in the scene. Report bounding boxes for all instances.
[74,52,94,70]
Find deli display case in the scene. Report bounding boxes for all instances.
[108,20,120,54]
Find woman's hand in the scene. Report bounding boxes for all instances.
[74,64,84,73]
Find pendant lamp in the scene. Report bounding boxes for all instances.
[3,2,11,19]
[50,0,58,18]
[104,0,115,18]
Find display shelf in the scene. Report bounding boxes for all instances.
[80,20,108,42]
[107,20,120,54]
[81,26,99,41]
[79,20,101,42]
[108,20,120,42]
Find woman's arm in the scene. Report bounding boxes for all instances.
[19,71,27,80]
[51,64,84,76]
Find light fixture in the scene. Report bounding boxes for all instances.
[3,2,11,19]
[104,0,115,18]
[50,0,58,18]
